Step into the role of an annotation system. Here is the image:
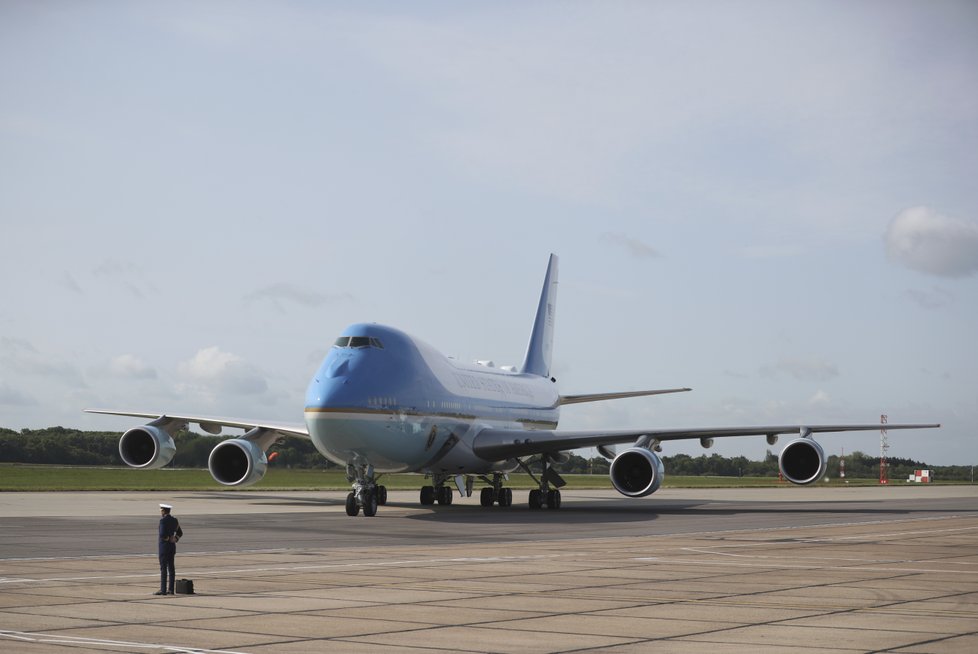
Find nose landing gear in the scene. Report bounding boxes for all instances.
[345,463,387,517]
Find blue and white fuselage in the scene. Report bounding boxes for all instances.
[304,323,558,474]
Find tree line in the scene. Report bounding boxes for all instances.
[0,427,333,470]
[1,427,973,481]
[551,450,973,481]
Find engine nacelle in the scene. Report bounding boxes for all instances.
[778,438,827,485]
[609,447,665,497]
[208,438,268,487]
[119,426,176,469]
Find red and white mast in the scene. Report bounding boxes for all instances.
[879,414,889,485]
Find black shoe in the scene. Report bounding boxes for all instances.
[167,591,175,595]
[153,590,166,595]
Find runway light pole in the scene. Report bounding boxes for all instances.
[880,414,889,485]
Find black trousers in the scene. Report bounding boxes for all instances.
[159,544,176,592]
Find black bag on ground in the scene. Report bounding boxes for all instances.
[175,579,194,594]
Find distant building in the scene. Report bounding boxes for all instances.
[907,469,931,483]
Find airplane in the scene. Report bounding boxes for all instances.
[87,254,940,516]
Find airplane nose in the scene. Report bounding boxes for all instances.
[326,358,350,378]
[308,373,348,407]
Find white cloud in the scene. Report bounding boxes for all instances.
[108,354,157,380]
[177,346,268,396]
[809,390,832,407]
[244,283,353,312]
[885,206,978,278]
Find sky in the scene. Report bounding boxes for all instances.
[1,1,976,466]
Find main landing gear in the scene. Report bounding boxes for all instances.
[478,472,514,507]
[420,473,517,508]
[345,463,388,517]
[415,465,563,511]
[528,488,561,509]
[419,473,460,506]
[520,454,565,510]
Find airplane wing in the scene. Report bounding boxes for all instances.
[84,409,309,439]
[558,388,692,405]
[472,423,940,460]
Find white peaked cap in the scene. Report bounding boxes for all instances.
[159,503,173,509]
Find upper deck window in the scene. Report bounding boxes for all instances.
[333,335,384,349]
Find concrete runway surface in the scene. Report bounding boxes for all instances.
[1,486,976,653]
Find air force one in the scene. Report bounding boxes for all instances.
[88,255,939,516]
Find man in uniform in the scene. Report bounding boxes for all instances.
[156,503,182,595]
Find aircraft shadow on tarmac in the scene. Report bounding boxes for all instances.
[400,501,958,525]
[187,492,340,506]
[183,493,962,527]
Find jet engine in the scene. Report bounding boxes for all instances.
[118,425,176,469]
[207,438,268,487]
[609,447,665,497]
[778,438,826,485]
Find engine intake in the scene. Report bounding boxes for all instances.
[778,438,826,485]
[118,426,176,469]
[609,447,665,497]
[208,438,268,487]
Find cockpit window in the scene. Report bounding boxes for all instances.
[333,335,384,349]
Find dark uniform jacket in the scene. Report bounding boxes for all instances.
[158,514,182,553]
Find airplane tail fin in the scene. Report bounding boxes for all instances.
[521,254,559,378]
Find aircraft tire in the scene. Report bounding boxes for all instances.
[363,491,378,517]
[528,489,543,509]
[480,487,493,506]
[376,485,388,506]
[345,492,359,516]
[500,487,513,507]
[546,489,561,509]
[438,486,453,505]
[420,486,435,505]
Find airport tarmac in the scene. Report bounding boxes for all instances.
[1,486,976,653]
